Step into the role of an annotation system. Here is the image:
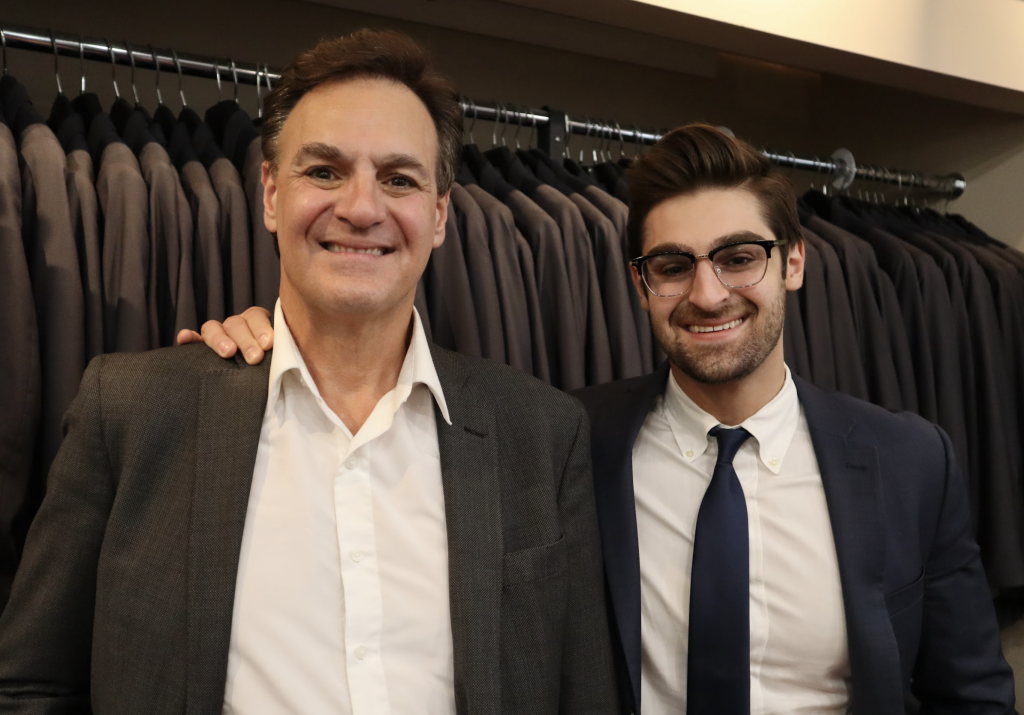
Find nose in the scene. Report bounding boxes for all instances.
[334,169,387,230]
[687,257,731,311]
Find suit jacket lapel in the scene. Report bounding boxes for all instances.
[431,345,502,715]
[795,377,903,714]
[186,354,270,715]
[590,362,670,710]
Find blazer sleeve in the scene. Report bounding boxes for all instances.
[557,405,620,714]
[0,355,114,713]
[913,424,1015,714]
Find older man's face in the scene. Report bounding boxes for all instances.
[263,77,447,320]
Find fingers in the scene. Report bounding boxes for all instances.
[242,307,275,351]
[223,313,266,365]
[200,320,238,359]
[176,329,203,345]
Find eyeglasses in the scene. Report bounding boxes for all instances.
[630,239,787,298]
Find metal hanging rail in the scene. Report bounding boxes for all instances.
[0,22,967,198]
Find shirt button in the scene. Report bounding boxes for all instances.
[345,458,356,470]
[351,550,364,563]
[354,646,367,661]
[685,449,695,458]
[769,457,779,467]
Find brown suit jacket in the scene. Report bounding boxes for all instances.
[208,157,253,316]
[463,183,535,379]
[66,149,104,361]
[0,343,618,715]
[243,142,280,312]
[96,142,153,353]
[451,184,505,362]
[0,121,40,608]
[18,123,85,486]
[139,142,195,345]
[180,160,224,325]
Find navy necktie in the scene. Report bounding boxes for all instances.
[687,426,752,715]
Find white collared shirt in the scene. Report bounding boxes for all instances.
[223,301,456,715]
[633,367,851,715]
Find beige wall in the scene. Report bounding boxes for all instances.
[3,0,1024,245]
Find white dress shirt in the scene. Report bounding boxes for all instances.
[632,367,851,715]
[223,301,456,715]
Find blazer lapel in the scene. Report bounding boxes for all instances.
[795,377,903,714]
[431,345,502,715]
[186,354,270,715]
[590,362,670,710]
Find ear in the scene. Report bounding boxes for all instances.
[262,161,278,235]
[630,263,651,312]
[433,190,450,249]
[784,237,806,292]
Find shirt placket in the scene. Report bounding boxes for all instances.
[334,436,391,715]
[740,446,769,715]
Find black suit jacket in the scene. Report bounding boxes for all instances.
[575,365,1014,715]
[0,343,618,714]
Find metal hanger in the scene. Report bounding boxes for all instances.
[107,38,120,98]
[229,59,239,103]
[78,36,86,95]
[213,59,222,101]
[616,123,625,160]
[51,29,63,95]
[256,64,263,118]
[125,41,140,105]
[172,49,186,108]
[579,117,592,163]
[511,104,524,150]
[464,97,477,145]
[1,27,8,76]
[150,45,163,105]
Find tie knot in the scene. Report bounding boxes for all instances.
[708,426,751,466]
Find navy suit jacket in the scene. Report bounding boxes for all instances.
[574,364,1015,715]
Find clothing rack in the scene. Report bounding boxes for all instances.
[0,22,968,198]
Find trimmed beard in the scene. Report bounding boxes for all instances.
[653,287,787,385]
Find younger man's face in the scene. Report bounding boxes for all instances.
[632,187,805,385]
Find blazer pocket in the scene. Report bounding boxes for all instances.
[885,566,925,618]
[503,535,567,586]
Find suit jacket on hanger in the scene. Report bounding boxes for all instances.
[0,120,40,610]
[425,210,483,358]
[783,289,812,381]
[800,228,870,401]
[243,141,280,313]
[515,230,553,385]
[574,365,1015,715]
[797,234,836,391]
[0,343,619,715]
[450,184,505,363]
[208,157,253,317]
[461,183,535,378]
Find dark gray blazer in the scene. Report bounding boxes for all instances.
[0,343,617,715]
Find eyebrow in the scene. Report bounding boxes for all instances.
[645,230,769,256]
[292,144,430,179]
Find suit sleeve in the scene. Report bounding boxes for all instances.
[557,404,620,714]
[0,355,115,713]
[914,425,1016,714]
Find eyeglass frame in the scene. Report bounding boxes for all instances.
[630,238,788,297]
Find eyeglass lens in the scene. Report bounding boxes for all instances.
[642,243,770,297]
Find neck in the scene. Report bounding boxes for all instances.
[671,344,787,426]
[280,286,414,434]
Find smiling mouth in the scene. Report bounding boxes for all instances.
[320,242,393,256]
[686,317,745,333]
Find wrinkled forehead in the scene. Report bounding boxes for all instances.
[280,77,438,169]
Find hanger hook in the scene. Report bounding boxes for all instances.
[579,116,590,163]
[50,29,63,96]
[463,97,476,145]
[125,41,139,105]
[264,63,273,91]
[230,59,239,102]
[106,38,120,98]
[1,27,8,76]
[78,35,86,95]
[150,45,163,106]
[256,64,263,118]
[172,49,186,108]
[213,59,222,101]
[531,108,538,149]
[563,113,571,159]
[512,104,524,150]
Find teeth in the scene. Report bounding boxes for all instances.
[687,318,744,333]
[324,244,385,256]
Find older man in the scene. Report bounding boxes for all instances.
[0,30,616,715]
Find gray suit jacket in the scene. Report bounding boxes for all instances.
[0,343,618,715]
